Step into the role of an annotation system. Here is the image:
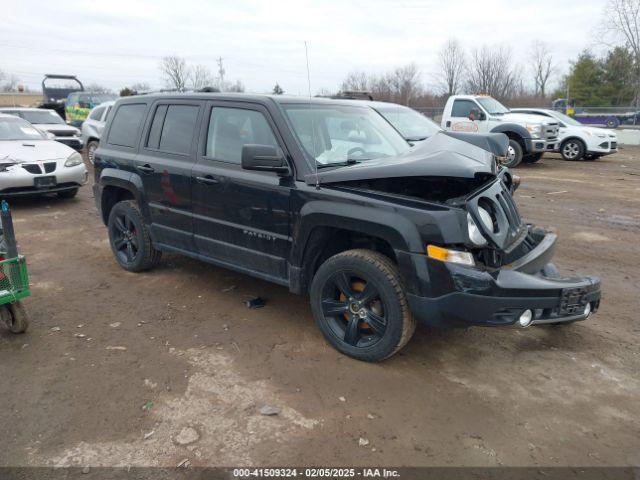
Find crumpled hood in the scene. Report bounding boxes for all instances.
[306,131,497,185]
[0,140,75,163]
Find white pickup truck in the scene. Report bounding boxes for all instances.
[441,95,560,167]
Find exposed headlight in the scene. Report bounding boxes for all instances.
[427,245,475,267]
[467,212,488,246]
[525,124,542,138]
[65,152,83,167]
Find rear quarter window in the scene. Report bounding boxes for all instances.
[107,103,147,148]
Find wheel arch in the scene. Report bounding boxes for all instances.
[99,169,147,225]
[490,123,531,152]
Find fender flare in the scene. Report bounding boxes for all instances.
[490,123,533,153]
[98,168,149,223]
[291,200,424,267]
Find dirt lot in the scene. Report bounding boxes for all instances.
[0,148,639,468]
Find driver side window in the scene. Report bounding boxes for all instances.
[451,100,478,118]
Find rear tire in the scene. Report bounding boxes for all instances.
[561,139,586,161]
[57,188,79,199]
[523,152,543,163]
[107,200,161,272]
[310,249,416,362]
[503,139,523,167]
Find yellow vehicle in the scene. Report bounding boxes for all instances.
[65,92,117,127]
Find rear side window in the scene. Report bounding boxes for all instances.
[206,107,279,164]
[89,106,105,121]
[107,103,146,148]
[146,104,199,155]
[451,100,477,118]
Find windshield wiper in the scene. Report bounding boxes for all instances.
[317,159,361,169]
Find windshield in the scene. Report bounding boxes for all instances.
[282,104,410,166]
[0,117,46,141]
[477,97,510,115]
[551,111,583,127]
[20,110,65,125]
[376,105,441,141]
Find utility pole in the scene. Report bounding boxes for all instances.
[216,57,225,92]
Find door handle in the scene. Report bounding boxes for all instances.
[136,164,155,174]
[196,175,220,185]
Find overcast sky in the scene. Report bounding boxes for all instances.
[2,0,607,95]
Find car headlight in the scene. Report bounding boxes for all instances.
[525,124,542,138]
[467,211,488,246]
[65,152,83,167]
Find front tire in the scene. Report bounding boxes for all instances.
[561,139,586,161]
[107,200,161,272]
[503,139,523,167]
[310,249,416,362]
[523,152,543,163]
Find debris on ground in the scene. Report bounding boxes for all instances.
[174,426,200,445]
[177,458,190,468]
[339,396,346,402]
[546,190,568,195]
[105,346,127,351]
[259,404,280,416]
[359,438,370,447]
[109,322,121,328]
[367,413,375,419]
[50,326,61,332]
[74,333,86,338]
[245,296,266,309]
[142,400,154,411]
[143,430,155,440]
[222,285,237,292]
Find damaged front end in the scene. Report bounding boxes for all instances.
[312,132,601,329]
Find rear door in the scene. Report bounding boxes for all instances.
[135,100,203,251]
[191,101,292,282]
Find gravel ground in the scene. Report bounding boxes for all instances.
[0,148,638,468]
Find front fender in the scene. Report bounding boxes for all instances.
[490,123,533,152]
[292,200,424,266]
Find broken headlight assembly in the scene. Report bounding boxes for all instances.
[427,244,475,267]
[467,206,495,247]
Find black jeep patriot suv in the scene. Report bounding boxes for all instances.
[94,93,601,362]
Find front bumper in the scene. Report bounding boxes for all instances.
[529,138,558,153]
[0,163,88,197]
[588,139,618,155]
[398,230,601,328]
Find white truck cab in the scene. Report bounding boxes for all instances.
[511,108,617,161]
[441,95,559,167]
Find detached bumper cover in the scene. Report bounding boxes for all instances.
[398,231,601,328]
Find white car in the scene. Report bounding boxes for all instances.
[0,114,88,198]
[81,101,115,164]
[512,108,618,161]
[0,107,83,152]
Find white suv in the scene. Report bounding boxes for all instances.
[81,101,115,164]
[511,108,618,161]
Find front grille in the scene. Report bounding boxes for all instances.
[21,164,42,174]
[544,123,559,140]
[611,141,617,149]
[44,162,56,173]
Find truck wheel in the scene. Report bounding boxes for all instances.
[310,249,416,362]
[2,302,29,333]
[504,139,523,167]
[561,139,585,161]
[108,200,161,272]
[87,140,99,164]
[523,152,544,163]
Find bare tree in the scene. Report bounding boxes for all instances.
[216,57,226,91]
[390,63,422,105]
[531,41,555,98]
[130,82,151,93]
[437,39,466,96]
[190,64,214,90]
[601,0,640,103]
[340,70,369,91]
[160,55,190,91]
[466,45,521,100]
[226,79,245,93]
[1,73,20,92]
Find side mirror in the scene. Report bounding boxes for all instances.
[469,109,486,121]
[241,144,289,175]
